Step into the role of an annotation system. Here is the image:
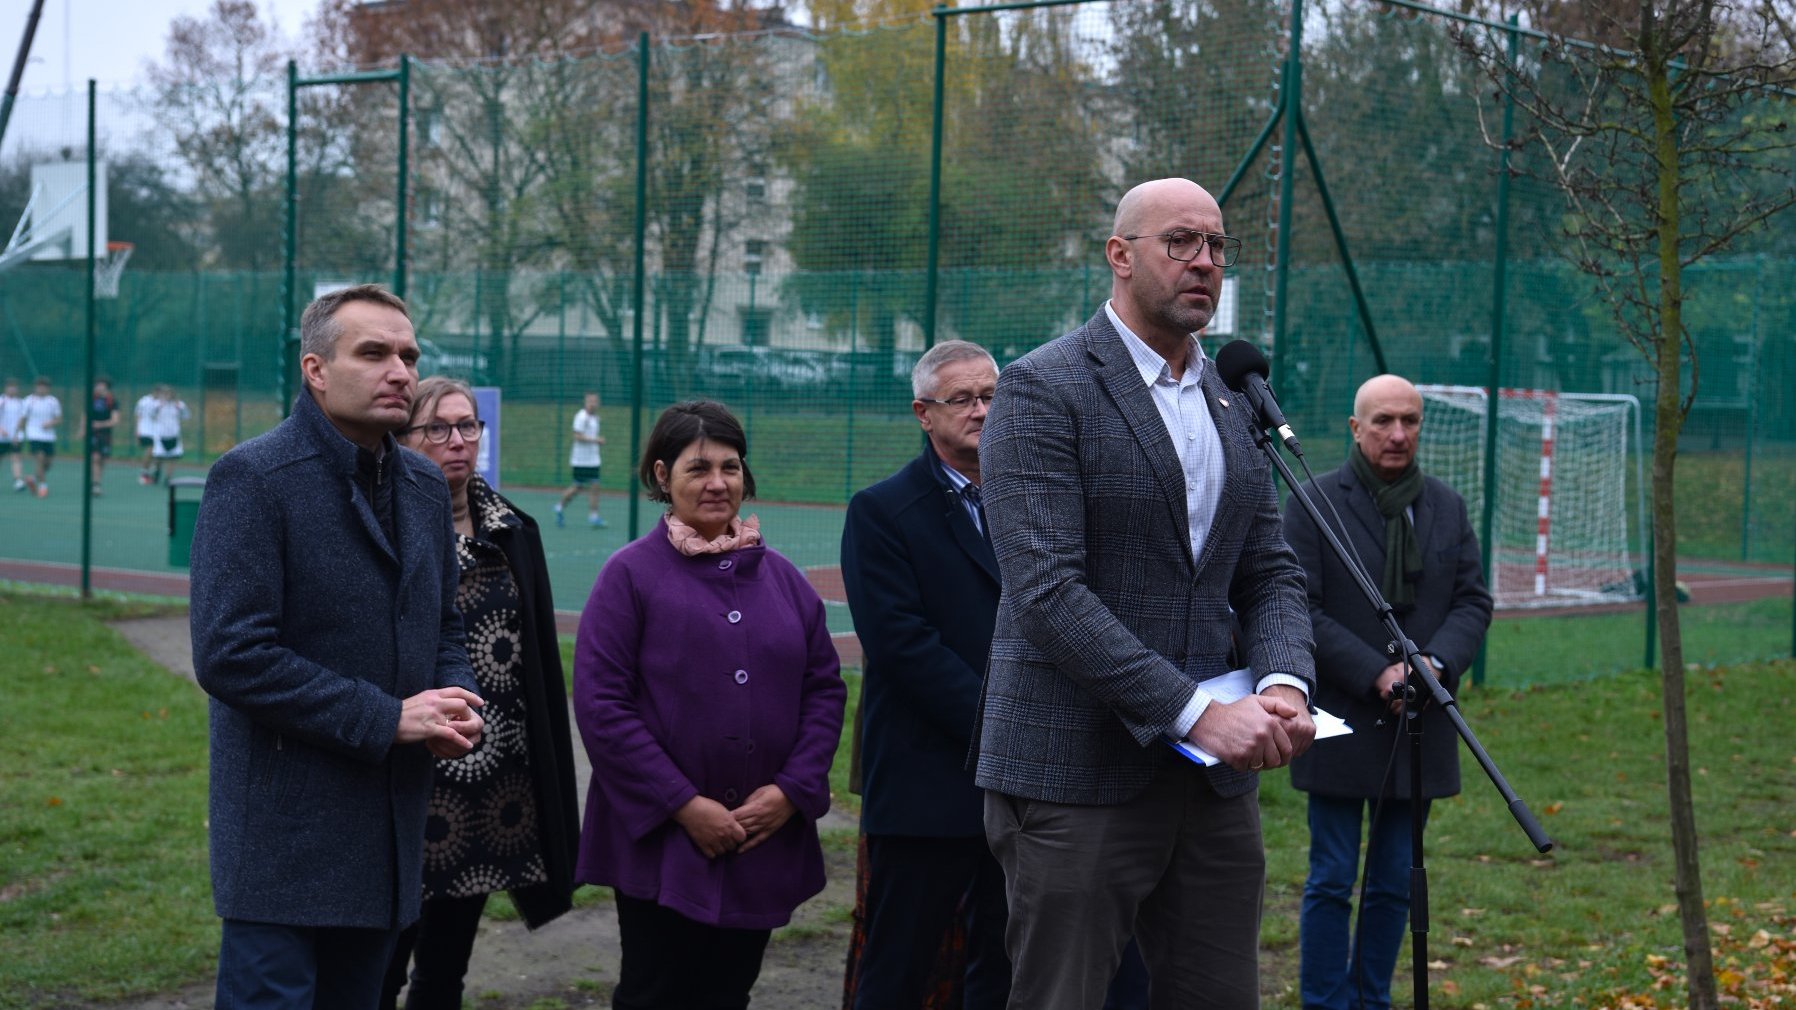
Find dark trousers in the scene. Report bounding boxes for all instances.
[614,892,772,1010]
[216,918,401,1010]
[985,762,1265,1010]
[379,894,489,1010]
[1300,795,1431,1010]
[854,834,1012,1010]
[1102,939,1151,1010]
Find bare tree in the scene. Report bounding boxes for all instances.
[143,0,291,270]
[1456,5,1796,1009]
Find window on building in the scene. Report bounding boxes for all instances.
[740,307,772,347]
[745,239,766,277]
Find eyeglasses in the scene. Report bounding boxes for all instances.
[406,419,485,443]
[918,393,995,413]
[1121,229,1242,268]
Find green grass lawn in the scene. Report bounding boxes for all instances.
[1485,596,1794,687]
[0,592,215,1007]
[1257,662,1794,1009]
[1,590,1790,1008]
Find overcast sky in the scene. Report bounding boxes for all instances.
[11,0,324,93]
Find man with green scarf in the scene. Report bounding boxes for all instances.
[1282,373,1493,1010]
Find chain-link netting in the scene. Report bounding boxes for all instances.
[0,0,1789,683]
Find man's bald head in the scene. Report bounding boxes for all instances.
[1113,178,1217,239]
[1350,374,1424,481]
[1353,374,1421,421]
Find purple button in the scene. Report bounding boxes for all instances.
[734,669,749,685]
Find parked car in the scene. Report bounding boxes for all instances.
[417,337,489,379]
[699,345,836,392]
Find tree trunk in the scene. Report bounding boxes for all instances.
[1646,57,1718,1010]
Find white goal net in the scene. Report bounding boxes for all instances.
[1417,386,1645,610]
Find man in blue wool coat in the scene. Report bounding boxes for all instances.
[189,284,486,1010]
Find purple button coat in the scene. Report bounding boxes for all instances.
[573,519,847,929]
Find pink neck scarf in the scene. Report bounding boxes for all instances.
[665,512,763,556]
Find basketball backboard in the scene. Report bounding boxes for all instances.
[24,159,108,262]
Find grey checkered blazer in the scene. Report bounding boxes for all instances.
[973,310,1315,805]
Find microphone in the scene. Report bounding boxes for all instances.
[1215,340,1301,456]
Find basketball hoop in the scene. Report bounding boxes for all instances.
[95,241,133,299]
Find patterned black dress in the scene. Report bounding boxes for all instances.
[420,477,548,899]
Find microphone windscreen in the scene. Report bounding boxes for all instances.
[1214,340,1270,392]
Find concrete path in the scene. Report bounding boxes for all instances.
[104,615,858,1010]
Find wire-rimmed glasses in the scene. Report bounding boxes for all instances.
[406,419,485,443]
[1122,229,1242,268]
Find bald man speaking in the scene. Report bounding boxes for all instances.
[974,177,1316,1009]
[1283,375,1492,1010]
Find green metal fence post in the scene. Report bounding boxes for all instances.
[1293,117,1383,372]
[80,79,95,599]
[844,270,860,503]
[628,31,650,540]
[282,59,299,417]
[395,54,410,299]
[1475,15,1519,687]
[1741,255,1762,562]
[924,10,947,351]
[1270,0,1303,395]
[555,270,566,486]
[195,272,208,458]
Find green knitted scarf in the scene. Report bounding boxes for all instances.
[1348,450,1425,610]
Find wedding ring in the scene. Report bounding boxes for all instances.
[1250,761,1264,770]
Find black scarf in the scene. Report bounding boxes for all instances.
[1348,451,1424,610]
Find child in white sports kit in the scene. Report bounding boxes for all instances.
[20,377,61,498]
[554,390,606,528]
[0,378,26,491]
[134,386,162,484]
[147,388,190,484]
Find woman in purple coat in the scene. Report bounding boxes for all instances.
[575,399,847,1010]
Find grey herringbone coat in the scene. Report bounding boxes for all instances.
[973,310,1315,805]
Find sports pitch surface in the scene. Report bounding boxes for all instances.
[3,461,1788,673]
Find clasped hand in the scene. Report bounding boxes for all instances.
[674,784,797,860]
[397,686,486,758]
[1186,684,1315,773]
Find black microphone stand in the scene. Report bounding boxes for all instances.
[1243,423,1553,1010]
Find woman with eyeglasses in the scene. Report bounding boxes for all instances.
[380,376,581,1010]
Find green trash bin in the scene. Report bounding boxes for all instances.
[168,477,207,568]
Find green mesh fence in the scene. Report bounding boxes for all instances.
[0,1,1789,683]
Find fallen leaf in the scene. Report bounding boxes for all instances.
[1747,929,1771,949]
[1545,802,1564,815]
[1481,955,1524,968]
[1453,936,1475,947]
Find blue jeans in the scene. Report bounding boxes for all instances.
[1298,794,1429,1010]
[217,919,400,1010]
